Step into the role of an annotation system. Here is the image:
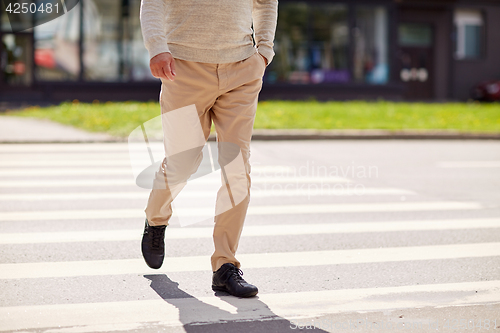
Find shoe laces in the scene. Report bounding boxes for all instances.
[149,226,165,250]
[228,265,245,282]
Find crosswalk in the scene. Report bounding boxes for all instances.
[2,243,500,279]
[0,142,499,332]
[2,218,499,244]
[2,281,499,332]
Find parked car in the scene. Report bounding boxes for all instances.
[471,80,500,101]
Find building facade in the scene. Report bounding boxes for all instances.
[1,0,499,103]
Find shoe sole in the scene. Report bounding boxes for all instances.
[212,285,258,298]
[142,253,163,269]
[144,261,162,269]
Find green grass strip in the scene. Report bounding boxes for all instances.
[4,100,500,137]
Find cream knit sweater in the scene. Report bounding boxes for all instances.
[140,0,278,65]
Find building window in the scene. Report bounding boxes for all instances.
[129,0,155,81]
[272,3,309,84]
[353,6,389,85]
[34,4,81,81]
[1,33,33,85]
[454,9,484,60]
[398,23,432,47]
[309,4,349,84]
[270,3,349,84]
[83,0,122,81]
[1,5,10,32]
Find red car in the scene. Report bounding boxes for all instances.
[471,80,500,101]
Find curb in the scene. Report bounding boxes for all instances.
[245,129,500,141]
[1,129,500,144]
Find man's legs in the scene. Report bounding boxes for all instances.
[143,52,265,297]
[210,52,266,272]
[144,58,219,227]
[142,57,218,269]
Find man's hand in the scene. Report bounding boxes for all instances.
[150,52,176,81]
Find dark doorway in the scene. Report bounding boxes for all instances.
[398,23,434,100]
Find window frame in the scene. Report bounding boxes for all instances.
[453,7,486,62]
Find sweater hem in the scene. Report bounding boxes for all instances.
[168,44,257,64]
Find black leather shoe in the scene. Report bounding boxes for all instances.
[212,263,258,297]
[141,219,166,269]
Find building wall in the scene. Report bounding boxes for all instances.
[452,5,500,100]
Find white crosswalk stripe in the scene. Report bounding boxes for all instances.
[0,176,351,188]
[2,243,499,279]
[0,159,133,166]
[1,143,499,332]
[0,218,498,244]
[1,280,499,332]
[437,161,500,168]
[0,165,299,176]
[0,167,138,176]
[0,188,414,201]
[0,201,482,221]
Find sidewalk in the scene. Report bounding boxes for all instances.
[0,116,117,143]
[1,115,499,143]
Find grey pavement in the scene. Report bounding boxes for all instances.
[0,140,499,332]
[0,116,117,143]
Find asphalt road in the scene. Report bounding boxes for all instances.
[0,140,499,333]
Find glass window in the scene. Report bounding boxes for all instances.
[399,23,432,47]
[269,3,349,84]
[1,33,33,85]
[1,3,11,32]
[270,3,309,84]
[454,9,483,59]
[29,0,155,83]
[83,0,121,81]
[33,3,81,81]
[309,4,349,84]
[129,0,156,81]
[353,6,389,84]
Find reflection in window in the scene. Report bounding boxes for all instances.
[353,6,388,84]
[129,0,156,81]
[310,4,349,84]
[32,0,152,82]
[34,4,80,81]
[454,9,483,59]
[270,3,349,84]
[271,3,309,84]
[1,4,11,31]
[83,0,121,81]
[1,33,33,85]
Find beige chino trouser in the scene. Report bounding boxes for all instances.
[145,51,266,272]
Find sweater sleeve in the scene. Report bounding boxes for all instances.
[252,0,278,66]
[140,0,170,60]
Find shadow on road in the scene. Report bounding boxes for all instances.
[145,274,328,332]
